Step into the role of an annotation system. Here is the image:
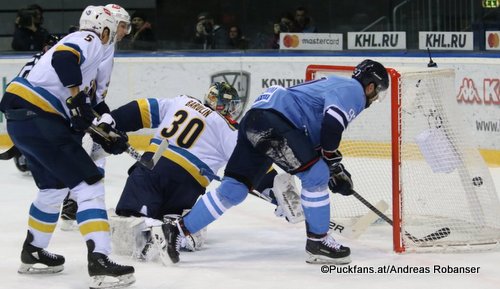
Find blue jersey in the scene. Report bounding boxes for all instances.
[251,76,366,147]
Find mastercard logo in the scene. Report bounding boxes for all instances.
[487,32,499,48]
[283,34,299,48]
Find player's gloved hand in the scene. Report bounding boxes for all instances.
[66,91,94,131]
[328,163,354,196]
[321,149,343,167]
[90,113,129,155]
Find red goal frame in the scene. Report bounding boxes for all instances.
[306,64,407,252]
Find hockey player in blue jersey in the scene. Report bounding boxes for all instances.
[0,6,134,289]
[162,59,389,264]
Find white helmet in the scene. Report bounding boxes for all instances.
[105,4,131,34]
[79,5,118,45]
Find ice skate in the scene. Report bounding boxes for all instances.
[163,214,206,253]
[305,234,351,264]
[161,218,187,264]
[87,240,135,289]
[18,231,65,274]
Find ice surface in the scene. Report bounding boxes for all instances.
[1,154,499,289]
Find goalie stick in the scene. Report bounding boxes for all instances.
[0,145,22,160]
[351,190,451,243]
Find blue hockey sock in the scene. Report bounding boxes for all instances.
[301,188,331,235]
[184,190,226,234]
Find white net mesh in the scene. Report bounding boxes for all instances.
[307,65,500,252]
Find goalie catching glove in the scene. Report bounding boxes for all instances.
[66,91,94,131]
[90,113,129,155]
[321,149,353,196]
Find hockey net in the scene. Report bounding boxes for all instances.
[306,64,500,252]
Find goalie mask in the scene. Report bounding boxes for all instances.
[352,59,389,107]
[79,5,118,45]
[204,82,242,119]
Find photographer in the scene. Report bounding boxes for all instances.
[270,12,295,49]
[193,12,227,50]
[12,4,49,51]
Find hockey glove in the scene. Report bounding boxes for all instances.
[90,113,129,155]
[66,91,94,131]
[328,163,354,196]
[321,149,343,167]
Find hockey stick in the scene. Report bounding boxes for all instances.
[88,108,169,170]
[199,168,273,202]
[351,190,451,243]
[0,145,22,160]
[86,124,165,170]
[199,168,383,237]
[150,137,169,168]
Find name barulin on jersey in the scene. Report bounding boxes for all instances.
[185,100,212,117]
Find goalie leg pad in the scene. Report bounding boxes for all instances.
[271,173,304,223]
[108,209,148,257]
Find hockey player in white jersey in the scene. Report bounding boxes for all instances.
[0,5,134,289]
[162,59,389,265]
[113,82,241,218]
[60,3,132,231]
[100,82,301,262]
[93,82,240,259]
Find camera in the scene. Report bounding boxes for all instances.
[17,9,36,27]
[202,20,213,34]
[278,20,292,33]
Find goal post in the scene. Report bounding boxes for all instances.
[306,64,500,253]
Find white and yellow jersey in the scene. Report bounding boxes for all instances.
[132,95,237,187]
[6,31,107,120]
[93,45,115,106]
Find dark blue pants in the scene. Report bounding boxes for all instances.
[116,156,204,220]
[6,108,102,189]
[225,109,319,189]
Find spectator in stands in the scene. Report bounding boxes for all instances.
[293,6,317,33]
[270,12,294,49]
[12,4,50,51]
[124,10,156,50]
[227,25,248,50]
[193,12,227,49]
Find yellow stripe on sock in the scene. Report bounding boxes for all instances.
[28,217,56,233]
[79,221,110,236]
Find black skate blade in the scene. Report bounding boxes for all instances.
[406,227,451,243]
